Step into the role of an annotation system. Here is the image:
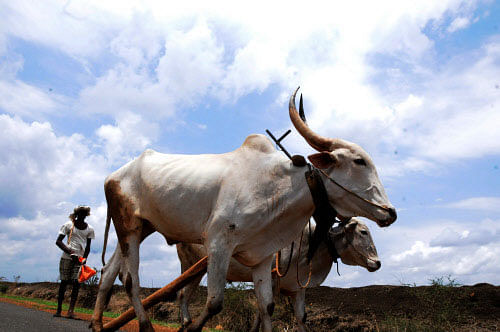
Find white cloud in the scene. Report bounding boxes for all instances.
[430,226,499,247]
[399,40,500,162]
[0,79,66,118]
[447,16,471,32]
[157,19,225,105]
[391,241,451,262]
[0,0,123,58]
[0,114,107,217]
[443,197,500,212]
[96,112,160,166]
[378,218,500,284]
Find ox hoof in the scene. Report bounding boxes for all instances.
[177,323,201,332]
[139,320,155,332]
[89,319,103,332]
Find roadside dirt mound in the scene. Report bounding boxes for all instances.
[3,282,499,331]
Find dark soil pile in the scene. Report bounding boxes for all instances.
[3,282,499,331]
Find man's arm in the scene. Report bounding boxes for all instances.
[83,238,91,259]
[56,234,74,256]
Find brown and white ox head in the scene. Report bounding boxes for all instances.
[328,218,380,272]
[289,88,397,227]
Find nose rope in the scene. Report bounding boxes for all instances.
[317,168,392,213]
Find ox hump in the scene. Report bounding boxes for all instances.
[241,134,275,153]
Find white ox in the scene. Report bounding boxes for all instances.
[176,218,380,332]
[91,88,396,332]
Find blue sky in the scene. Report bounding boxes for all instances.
[0,1,499,288]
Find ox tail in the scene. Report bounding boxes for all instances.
[102,203,111,266]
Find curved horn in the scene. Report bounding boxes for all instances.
[299,94,307,123]
[289,87,334,152]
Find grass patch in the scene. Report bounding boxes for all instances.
[0,293,118,316]
[385,275,468,331]
[377,316,447,332]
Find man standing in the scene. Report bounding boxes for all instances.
[54,206,95,318]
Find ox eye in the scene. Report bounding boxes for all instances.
[360,230,368,235]
[354,158,366,166]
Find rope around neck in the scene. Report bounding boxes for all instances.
[275,241,295,278]
[296,224,313,289]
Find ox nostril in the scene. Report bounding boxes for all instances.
[376,260,381,269]
[388,207,397,220]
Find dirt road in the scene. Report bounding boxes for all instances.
[0,298,178,332]
[0,301,96,332]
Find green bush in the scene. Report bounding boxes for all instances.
[213,282,256,331]
[0,283,8,294]
[0,276,8,294]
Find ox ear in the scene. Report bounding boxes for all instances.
[307,152,337,169]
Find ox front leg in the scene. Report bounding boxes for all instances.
[181,241,232,332]
[91,246,122,332]
[291,290,308,332]
[251,255,275,332]
[123,234,154,332]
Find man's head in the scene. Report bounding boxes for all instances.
[70,205,91,222]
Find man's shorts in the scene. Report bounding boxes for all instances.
[59,258,81,281]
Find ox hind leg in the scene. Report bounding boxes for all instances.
[178,270,205,327]
[91,220,155,332]
[290,290,308,332]
[91,246,123,331]
[120,232,154,332]
[182,239,233,332]
[176,244,206,327]
[251,255,275,332]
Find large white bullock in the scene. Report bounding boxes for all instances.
[91,88,396,332]
[176,218,380,332]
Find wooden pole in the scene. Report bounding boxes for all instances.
[102,256,208,332]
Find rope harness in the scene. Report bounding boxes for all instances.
[267,129,339,289]
[296,222,313,288]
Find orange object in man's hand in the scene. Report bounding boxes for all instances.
[78,257,96,283]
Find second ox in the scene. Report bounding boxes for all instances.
[91,88,396,332]
[177,218,380,332]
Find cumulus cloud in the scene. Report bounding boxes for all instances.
[382,218,500,284]
[0,56,67,118]
[430,227,499,247]
[0,114,107,218]
[3,1,495,181]
[0,0,121,58]
[443,196,500,212]
[447,16,471,32]
[96,112,160,166]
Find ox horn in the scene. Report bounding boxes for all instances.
[289,87,336,152]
